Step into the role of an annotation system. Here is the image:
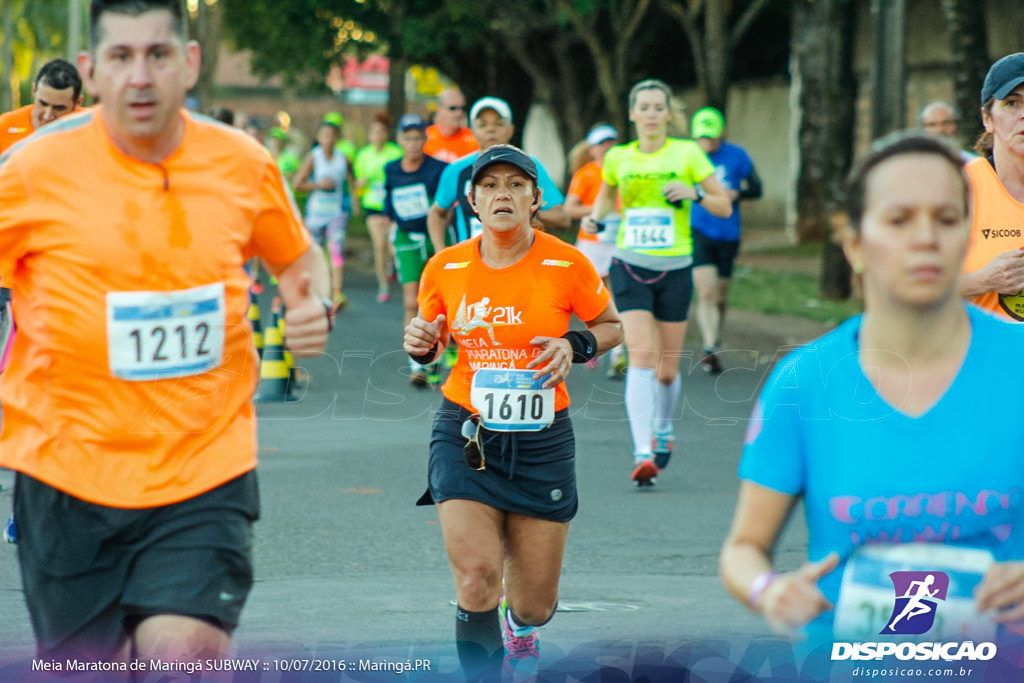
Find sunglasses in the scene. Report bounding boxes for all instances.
[461,414,485,471]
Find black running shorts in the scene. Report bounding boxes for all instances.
[692,231,741,278]
[14,471,260,660]
[609,259,694,322]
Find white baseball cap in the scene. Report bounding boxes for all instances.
[586,125,618,146]
[469,97,513,124]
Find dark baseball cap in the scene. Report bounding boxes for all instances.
[398,113,427,132]
[470,144,538,184]
[982,53,1024,103]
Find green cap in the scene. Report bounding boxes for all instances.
[691,107,725,139]
[324,111,344,127]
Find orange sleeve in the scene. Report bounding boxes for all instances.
[417,256,446,322]
[567,164,602,205]
[0,107,33,155]
[571,254,612,322]
[0,155,33,280]
[246,156,311,267]
[566,170,587,202]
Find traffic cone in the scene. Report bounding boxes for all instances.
[248,290,263,359]
[255,308,292,403]
[275,301,311,388]
[268,297,297,386]
[276,307,296,385]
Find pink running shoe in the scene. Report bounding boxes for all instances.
[500,595,540,662]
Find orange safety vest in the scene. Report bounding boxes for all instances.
[963,157,1024,321]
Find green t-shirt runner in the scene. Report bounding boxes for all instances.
[602,138,715,267]
[354,142,402,212]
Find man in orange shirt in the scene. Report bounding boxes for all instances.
[0,0,331,665]
[0,58,83,155]
[424,87,479,163]
[0,58,83,378]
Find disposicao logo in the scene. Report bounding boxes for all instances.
[832,569,997,663]
[882,571,947,635]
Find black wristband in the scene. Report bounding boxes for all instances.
[410,342,440,366]
[562,330,598,363]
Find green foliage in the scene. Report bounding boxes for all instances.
[1,0,72,107]
[219,0,333,85]
[217,0,790,144]
[729,266,862,325]
[17,0,68,55]
[220,0,486,86]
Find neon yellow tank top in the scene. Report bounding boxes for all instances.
[602,138,715,258]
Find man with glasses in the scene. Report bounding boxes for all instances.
[424,87,479,163]
[918,100,976,162]
[427,96,570,253]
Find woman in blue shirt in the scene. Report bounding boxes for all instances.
[720,134,1024,643]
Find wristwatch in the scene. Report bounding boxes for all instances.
[694,186,705,203]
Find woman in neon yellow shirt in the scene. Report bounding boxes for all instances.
[355,112,403,302]
[583,79,731,487]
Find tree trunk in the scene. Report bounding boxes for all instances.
[550,31,588,161]
[556,0,652,146]
[657,0,707,109]
[868,0,906,138]
[386,4,408,124]
[658,0,774,119]
[704,0,729,112]
[193,0,223,110]
[387,53,407,124]
[2,0,14,112]
[941,0,989,150]
[789,0,857,299]
[68,0,82,61]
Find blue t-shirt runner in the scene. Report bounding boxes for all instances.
[690,140,760,242]
[740,306,1024,642]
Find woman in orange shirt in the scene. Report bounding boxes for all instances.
[404,145,622,678]
[565,124,620,278]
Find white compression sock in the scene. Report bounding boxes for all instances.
[654,373,681,435]
[625,367,656,458]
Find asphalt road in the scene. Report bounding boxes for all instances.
[0,268,830,681]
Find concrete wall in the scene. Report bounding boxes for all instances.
[677,80,791,229]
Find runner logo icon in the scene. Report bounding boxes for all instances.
[882,571,948,635]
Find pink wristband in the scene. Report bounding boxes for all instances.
[749,571,779,609]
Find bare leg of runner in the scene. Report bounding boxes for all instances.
[437,500,505,678]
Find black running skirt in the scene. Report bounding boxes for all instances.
[416,398,578,523]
